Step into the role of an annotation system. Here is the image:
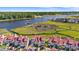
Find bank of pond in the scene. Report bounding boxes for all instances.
[8,21,79,41]
[0,15,79,41]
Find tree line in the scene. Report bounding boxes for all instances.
[0,12,79,20]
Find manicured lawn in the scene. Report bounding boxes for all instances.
[12,21,79,40]
[57,30,79,39]
[0,45,6,49]
[0,29,12,35]
[12,26,56,35]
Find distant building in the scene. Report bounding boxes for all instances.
[51,17,79,23]
[68,18,79,23]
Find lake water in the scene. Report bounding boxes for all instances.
[0,17,50,30]
[0,15,78,30]
[0,16,53,30]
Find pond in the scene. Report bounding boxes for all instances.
[0,15,78,30]
[0,16,53,30]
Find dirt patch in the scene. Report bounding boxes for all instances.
[32,24,58,31]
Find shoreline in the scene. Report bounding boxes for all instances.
[0,18,32,22]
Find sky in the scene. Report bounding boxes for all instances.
[0,7,79,12]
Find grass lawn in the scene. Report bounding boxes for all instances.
[0,29,12,35]
[57,30,79,39]
[12,21,79,40]
[0,45,6,49]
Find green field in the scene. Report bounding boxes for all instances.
[0,29,12,35]
[11,21,79,40]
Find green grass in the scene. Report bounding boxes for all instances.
[12,26,56,35]
[0,45,6,49]
[57,30,79,39]
[12,21,79,40]
[0,29,12,35]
